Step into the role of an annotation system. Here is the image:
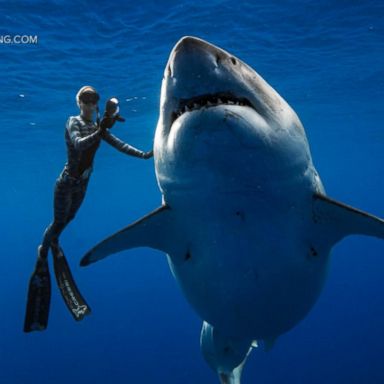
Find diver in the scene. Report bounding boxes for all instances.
[24,85,153,332]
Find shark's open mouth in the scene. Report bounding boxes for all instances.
[171,92,253,125]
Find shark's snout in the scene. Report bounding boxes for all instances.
[172,36,230,62]
[166,36,221,79]
[164,36,258,130]
[162,36,294,132]
[174,36,213,53]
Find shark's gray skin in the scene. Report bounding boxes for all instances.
[81,36,384,383]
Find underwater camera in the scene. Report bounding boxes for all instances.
[105,98,119,117]
[99,97,125,129]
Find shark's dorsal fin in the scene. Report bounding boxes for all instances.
[81,205,178,266]
[313,193,384,243]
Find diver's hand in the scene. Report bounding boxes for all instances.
[99,115,115,130]
[142,150,153,159]
[100,114,125,130]
[115,114,125,123]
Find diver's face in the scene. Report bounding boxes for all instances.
[79,91,99,115]
[80,100,98,113]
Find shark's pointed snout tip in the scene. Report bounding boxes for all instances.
[177,35,201,45]
[174,35,209,52]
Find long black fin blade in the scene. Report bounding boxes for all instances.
[313,193,384,243]
[52,245,91,321]
[23,257,51,332]
[81,205,176,267]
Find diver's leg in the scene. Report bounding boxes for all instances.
[23,175,71,332]
[65,178,89,223]
[24,176,89,332]
[50,178,92,320]
[42,177,90,248]
[40,175,75,252]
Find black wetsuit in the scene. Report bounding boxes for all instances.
[41,115,150,253]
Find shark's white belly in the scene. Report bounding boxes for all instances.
[166,172,330,340]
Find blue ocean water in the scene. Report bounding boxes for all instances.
[1,0,383,383]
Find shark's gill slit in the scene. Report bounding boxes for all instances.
[235,210,246,221]
[309,246,318,257]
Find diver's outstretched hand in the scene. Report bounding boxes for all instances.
[142,150,153,159]
[100,113,125,130]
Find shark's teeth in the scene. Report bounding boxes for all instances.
[173,92,253,123]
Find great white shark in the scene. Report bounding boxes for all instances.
[81,36,384,383]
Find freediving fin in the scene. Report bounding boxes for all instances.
[52,245,91,321]
[23,254,51,332]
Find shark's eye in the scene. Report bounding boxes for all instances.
[230,57,237,65]
[215,55,221,65]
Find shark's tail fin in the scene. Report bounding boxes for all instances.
[313,193,384,244]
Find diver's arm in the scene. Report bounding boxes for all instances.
[66,117,102,151]
[101,130,153,159]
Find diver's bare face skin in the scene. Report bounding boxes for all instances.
[79,100,98,120]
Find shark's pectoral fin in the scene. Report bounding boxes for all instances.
[81,205,177,267]
[313,193,384,244]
